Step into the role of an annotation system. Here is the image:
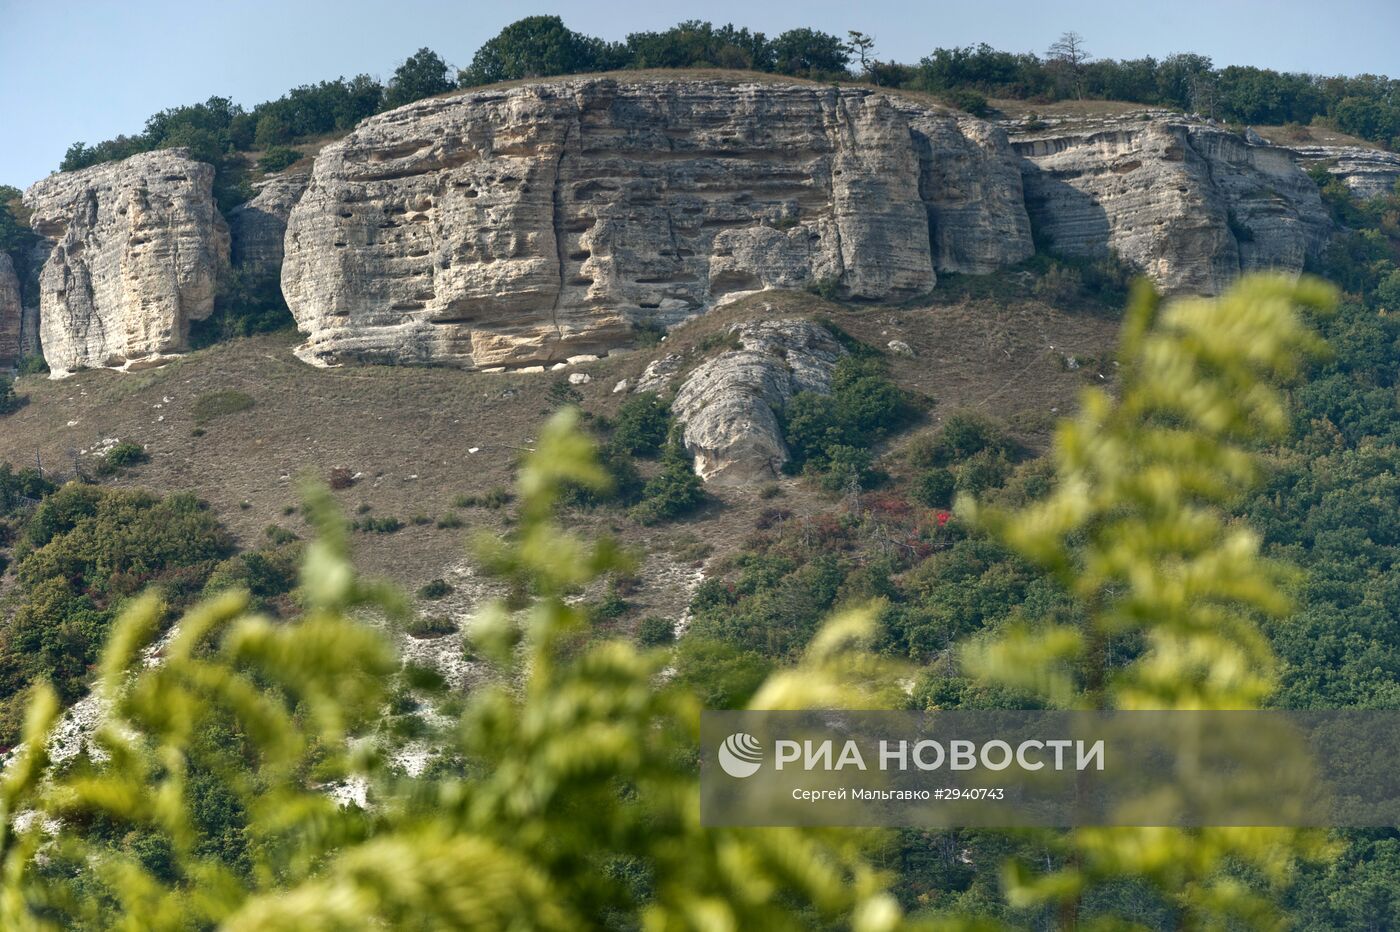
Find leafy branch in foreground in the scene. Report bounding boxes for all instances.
[0,409,908,931]
[961,275,1340,928]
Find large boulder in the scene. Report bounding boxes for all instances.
[281,77,1034,369]
[0,254,20,371]
[228,169,311,281]
[671,318,845,484]
[1013,119,1331,294]
[23,149,230,377]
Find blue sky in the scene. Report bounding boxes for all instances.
[2,0,1397,187]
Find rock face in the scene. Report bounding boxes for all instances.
[671,319,845,484]
[1291,145,1400,200]
[1013,120,1331,294]
[228,169,311,281]
[282,78,1033,369]
[23,150,230,377]
[0,254,20,371]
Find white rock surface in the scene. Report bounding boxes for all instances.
[228,168,311,281]
[1290,145,1400,200]
[671,318,845,484]
[24,149,230,377]
[281,77,1034,368]
[1012,118,1331,294]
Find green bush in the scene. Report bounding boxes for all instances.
[782,354,916,487]
[256,146,301,173]
[611,392,671,457]
[631,438,705,524]
[636,615,675,646]
[16,355,49,377]
[0,463,55,516]
[909,410,1016,468]
[352,515,403,534]
[203,541,301,613]
[97,441,149,475]
[818,444,878,492]
[912,467,957,507]
[190,271,296,349]
[454,487,512,509]
[0,376,23,415]
[940,87,989,115]
[955,450,1013,495]
[418,578,453,599]
[1,485,233,740]
[405,615,459,639]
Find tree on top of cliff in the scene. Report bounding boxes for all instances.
[1046,31,1091,100]
[770,28,852,78]
[459,15,621,87]
[383,48,455,110]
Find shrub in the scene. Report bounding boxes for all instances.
[818,444,878,492]
[1032,261,1084,303]
[191,271,296,348]
[631,319,667,347]
[16,355,49,376]
[0,376,23,415]
[941,88,989,116]
[97,441,149,475]
[909,411,1015,468]
[636,615,675,647]
[2,486,233,738]
[806,276,842,301]
[257,146,301,173]
[436,513,464,529]
[611,393,671,457]
[204,542,301,613]
[913,467,957,507]
[418,578,453,600]
[955,450,1013,495]
[405,615,459,639]
[0,463,55,515]
[782,354,915,488]
[352,515,403,533]
[632,439,705,525]
[264,525,298,545]
[454,487,512,509]
[193,390,255,425]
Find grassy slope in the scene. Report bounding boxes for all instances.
[0,289,1117,627]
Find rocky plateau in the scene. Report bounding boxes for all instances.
[13,77,1386,390]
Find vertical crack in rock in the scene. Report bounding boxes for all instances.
[547,116,577,350]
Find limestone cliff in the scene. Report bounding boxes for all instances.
[671,318,845,484]
[0,254,20,371]
[1012,119,1331,294]
[23,150,230,377]
[229,169,311,281]
[1290,145,1400,200]
[281,78,1034,369]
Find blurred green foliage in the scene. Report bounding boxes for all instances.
[0,411,911,930]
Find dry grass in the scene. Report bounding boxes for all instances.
[0,289,1117,611]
